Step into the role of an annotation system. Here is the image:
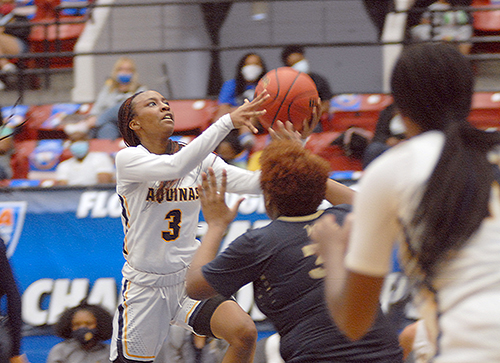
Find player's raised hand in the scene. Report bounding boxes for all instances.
[268,120,302,144]
[229,90,269,133]
[301,97,321,139]
[199,168,244,230]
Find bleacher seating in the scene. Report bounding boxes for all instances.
[326,93,393,132]
[7,92,500,183]
[168,99,218,135]
[28,0,91,69]
[471,0,500,54]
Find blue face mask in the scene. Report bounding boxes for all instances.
[116,73,133,84]
[70,141,89,160]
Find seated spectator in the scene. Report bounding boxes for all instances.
[280,45,333,124]
[0,119,15,180]
[0,0,31,89]
[157,324,228,363]
[0,134,13,181]
[215,129,248,169]
[47,299,113,363]
[410,0,473,54]
[0,107,26,180]
[362,102,406,168]
[213,52,268,151]
[214,52,267,120]
[55,117,115,185]
[86,57,147,139]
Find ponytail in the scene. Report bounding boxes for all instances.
[410,122,500,280]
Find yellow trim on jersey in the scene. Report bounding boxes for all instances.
[121,194,131,254]
[277,210,324,222]
[122,281,156,360]
[185,300,201,324]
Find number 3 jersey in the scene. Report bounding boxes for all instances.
[115,115,261,277]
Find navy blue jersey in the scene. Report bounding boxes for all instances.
[202,205,403,363]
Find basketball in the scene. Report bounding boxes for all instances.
[254,67,319,132]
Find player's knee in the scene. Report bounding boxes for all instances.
[232,318,257,349]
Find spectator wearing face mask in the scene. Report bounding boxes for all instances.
[281,45,333,123]
[84,57,147,139]
[47,299,113,363]
[213,52,268,152]
[55,118,115,186]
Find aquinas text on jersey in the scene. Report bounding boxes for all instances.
[146,186,199,203]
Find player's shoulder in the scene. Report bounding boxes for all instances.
[235,223,274,248]
[116,145,144,160]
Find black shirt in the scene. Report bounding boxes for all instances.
[203,206,403,363]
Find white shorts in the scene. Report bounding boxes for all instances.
[110,275,229,362]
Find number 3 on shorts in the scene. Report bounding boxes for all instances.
[162,209,181,242]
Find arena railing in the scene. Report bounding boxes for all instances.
[4,0,500,101]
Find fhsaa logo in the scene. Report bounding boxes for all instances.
[0,202,27,258]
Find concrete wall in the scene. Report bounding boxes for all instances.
[72,0,382,103]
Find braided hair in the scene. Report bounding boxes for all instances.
[118,91,143,147]
[391,42,500,281]
[117,91,182,155]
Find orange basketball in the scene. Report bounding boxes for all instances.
[255,67,319,132]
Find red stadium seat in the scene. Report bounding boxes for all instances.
[16,104,54,141]
[471,0,500,53]
[469,92,500,129]
[473,0,500,32]
[325,94,393,133]
[28,0,89,68]
[169,99,218,135]
[249,132,363,172]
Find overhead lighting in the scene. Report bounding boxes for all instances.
[252,2,268,21]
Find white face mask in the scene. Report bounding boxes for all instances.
[241,64,263,82]
[292,59,310,74]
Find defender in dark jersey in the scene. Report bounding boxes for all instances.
[186,140,403,363]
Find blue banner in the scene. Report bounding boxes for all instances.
[0,186,272,327]
[1,185,409,329]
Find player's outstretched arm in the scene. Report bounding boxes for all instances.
[326,179,355,205]
[229,90,269,133]
[186,168,244,300]
[311,214,383,341]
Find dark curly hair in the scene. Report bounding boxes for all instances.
[54,299,113,341]
[259,140,330,217]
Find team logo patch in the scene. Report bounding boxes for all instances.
[0,201,27,258]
